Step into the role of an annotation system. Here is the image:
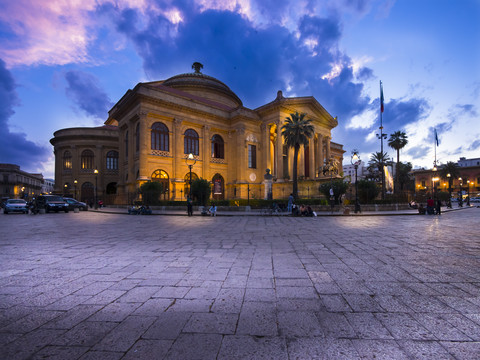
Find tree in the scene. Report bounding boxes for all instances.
[388,131,408,193]
[356,179,379,203]
[439,161,460,199]
[367,151,390,182]
[397,162,413,192]
[191,178,211,206]
[281,111,314,200]
[319,180,349,205]
[139,181,164,205]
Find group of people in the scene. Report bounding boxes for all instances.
[288,193,316,217]
[418,197,442,215]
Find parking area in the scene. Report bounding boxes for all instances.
[0,208,479,359]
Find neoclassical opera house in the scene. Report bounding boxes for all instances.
[51,64,344,204]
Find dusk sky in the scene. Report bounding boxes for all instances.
[1,0,479,179]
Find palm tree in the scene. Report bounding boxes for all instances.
[439,161,460,200]
[388,131,408,194]
[367,151,390,182]
[281,111,314,200]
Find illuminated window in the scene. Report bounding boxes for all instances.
[151,169,169,200]
[81,150,94,169]
[106,151,119,170]
[211,134,224,159]
[151,122,169,151]
[184,129,199,155]
[63,151,72,169]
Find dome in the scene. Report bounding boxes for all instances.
[162,64,242,108]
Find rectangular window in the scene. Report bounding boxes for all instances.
[248,145,256,169]
[421,180,426,187]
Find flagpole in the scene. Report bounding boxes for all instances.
[377,80,387,200]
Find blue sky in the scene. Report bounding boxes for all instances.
[1,0,479,179]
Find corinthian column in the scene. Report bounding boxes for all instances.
[275,121,283,179]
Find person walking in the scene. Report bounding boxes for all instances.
[288,193,294,213]
[187,196,193,216]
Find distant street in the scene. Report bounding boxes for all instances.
[1,209,479,359]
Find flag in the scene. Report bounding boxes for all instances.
[434,128,439,146]
[380,81,384,113]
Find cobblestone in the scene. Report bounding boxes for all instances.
[0,207,479,359]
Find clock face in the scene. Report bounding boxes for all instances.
[249,173,256,182]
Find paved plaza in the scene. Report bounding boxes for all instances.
[0,208,479,359]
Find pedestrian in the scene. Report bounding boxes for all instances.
[187,196,193,216]
[287,193,294,213]
[426,197,434,215]
[436,199,441,215]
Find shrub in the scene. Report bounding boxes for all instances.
[357,180,379,204]
[139,181,164,205]
[191,178,211,206]
[319,180,349,204]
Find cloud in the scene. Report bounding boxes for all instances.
[468,139,480,151]
[65,70,113,119]
[0,59,50,170]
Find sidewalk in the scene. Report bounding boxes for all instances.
[91,205,476,217]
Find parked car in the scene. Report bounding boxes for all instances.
[63,197,88,211]
[3,199,29,214]
[36,195,69,213]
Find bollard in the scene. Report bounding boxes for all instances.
[74,207,80,213]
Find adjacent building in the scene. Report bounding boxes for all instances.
[51,64,345,204]
[0,164,44,200]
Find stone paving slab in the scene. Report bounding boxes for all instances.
[0,208,479,359]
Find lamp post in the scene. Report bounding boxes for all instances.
[467,180,471,206]
[351,149,361,213]
[94,169,98,209]
[64,183,67,196]
[458,177,463,207]
[74,179,78,199]
[247,183,250,206]
[185,153,196,200]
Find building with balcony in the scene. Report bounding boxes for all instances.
[0,164,44,200]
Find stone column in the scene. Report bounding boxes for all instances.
[299,145,305,177]
[275,121,283,180]
[236,127,246,182]
[317,134,324,177]
[325,135,331,162]
[261,124,270,174]
[138,112,149,181]
[202,125,210,179]
[309,137,315,179]
[173,119,182,180]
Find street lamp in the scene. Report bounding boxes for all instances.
[467,180,471,206]
[74,179,78,199]
[64,183,67,196]
[185,153,196,200]
[94,169,99,209]
[458,177,463,207]
[351,150,361,213]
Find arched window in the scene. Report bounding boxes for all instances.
[184,172,198,199]
[184,129,199,155]
[63,151,72,169]
[151,122,169,151]
[212,173,224,200]
[81,150,94,169]
[125,131,129,158]
[151,169,170,200]
[106,151,119,170]
[135,123,140,153]
[211,134,224,159]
